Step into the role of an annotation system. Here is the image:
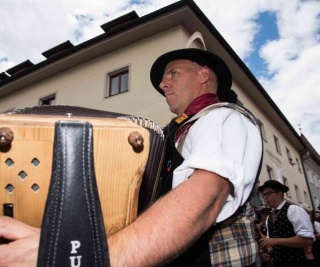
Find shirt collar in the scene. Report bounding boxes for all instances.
[274,200,286,211]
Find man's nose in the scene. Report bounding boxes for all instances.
[159,80,168,92]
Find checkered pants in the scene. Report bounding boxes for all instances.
[209,203,257,266]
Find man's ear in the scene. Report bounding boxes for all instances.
[198,67,210,84]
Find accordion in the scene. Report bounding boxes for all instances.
[0,106,165,266]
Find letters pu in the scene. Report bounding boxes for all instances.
[70,240,82,267]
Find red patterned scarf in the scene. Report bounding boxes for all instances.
[184,93,220,115]
[174,93,220,142]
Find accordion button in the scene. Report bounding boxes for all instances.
[128,131,144,148]
[0,127,14,146]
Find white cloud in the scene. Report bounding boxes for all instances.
[0,0,319,153]
[196,0,320,153]
[0,0,176,70]
[255,0,320,153]
[195,0,262,59]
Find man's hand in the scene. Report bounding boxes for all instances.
[259,250,271,262]
[259,247,273,262]
[259,237,277,250]
[260,235,313,250]
[0,216,40,267]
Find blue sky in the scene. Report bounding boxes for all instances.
[0,0,319,154]
[248,11,279,78]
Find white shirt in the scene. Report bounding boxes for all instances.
[265,200,315,240]
[314,220,320,234]
[172,107,263,223]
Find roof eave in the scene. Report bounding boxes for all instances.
[0,0,306,152]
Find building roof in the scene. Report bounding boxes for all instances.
[0,0,306,153]
[301,134,320,165]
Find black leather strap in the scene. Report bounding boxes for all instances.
[37,121,109,267]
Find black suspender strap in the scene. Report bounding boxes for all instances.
[37,121,109,267]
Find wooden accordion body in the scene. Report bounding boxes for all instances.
[0,110,162,236]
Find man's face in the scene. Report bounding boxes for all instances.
[262,187,283,208]
[159,59,203,115]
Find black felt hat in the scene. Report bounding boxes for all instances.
[150,48,232,101]
[258,180,289,193]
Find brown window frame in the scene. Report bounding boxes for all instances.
[107,67,129,97]
[273,135,282,155]
[39,94,56,106]
[257,119,267,142]
[266,165,275,180]
[295,185,302,203]
[283,177,291,197]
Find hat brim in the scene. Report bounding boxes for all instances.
[258,180,289,193]
[150,48,232,98]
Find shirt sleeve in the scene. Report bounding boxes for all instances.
[172,107,263,223]
[315,221,320,234]
[287,205,315,240]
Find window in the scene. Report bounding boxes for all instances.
[257,120,267,142]
[266,165,275,180]
[286,148,291,160]
[295,157,302,173]
[314,196,320,210]
[313,173,319,187]
[107,67,129,97]
[307,168,314,184]
[304,191,310,206]
[283,177,291,197]
[273,135,281,155]
[295,185,302,203]
[286,148,294,165]
[39,94,56,106]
